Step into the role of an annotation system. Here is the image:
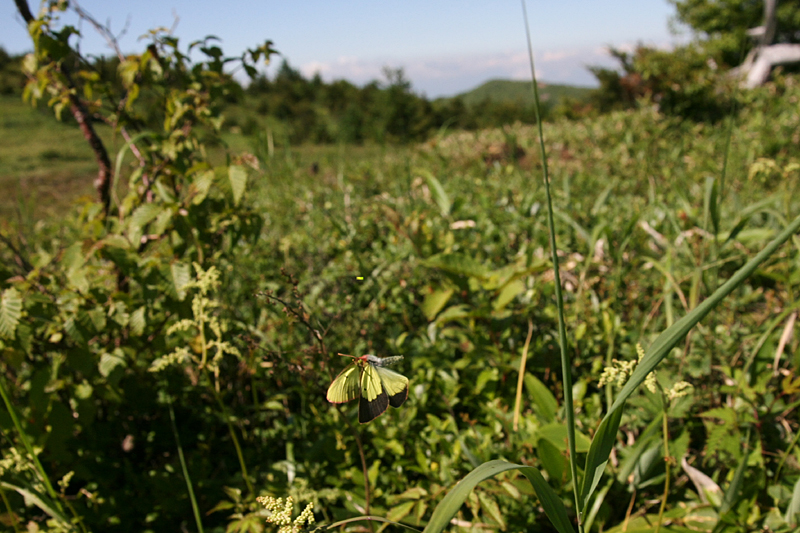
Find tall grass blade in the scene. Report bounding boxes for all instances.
[521,0,583,526]
[0,481,68,524]
[0,376,65,518]
[581,213,800,511]
[422,460,574,533]
[166,394,205,533]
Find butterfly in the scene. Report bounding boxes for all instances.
[326,353,409,423]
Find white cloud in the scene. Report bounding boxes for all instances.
[293,41,671,98]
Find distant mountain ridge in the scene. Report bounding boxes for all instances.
[440,79,594,107]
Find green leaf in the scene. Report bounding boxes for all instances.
[537,438,566,483]
[580,408,623,511]
[420,170,451,216]
[524,374,558,423]
[421,253,490,280]
[99,351,126,378]
[704,176,719,236]
[786,476,800,527]
[0,287,23,339]
[0,481,68,524]
[580,213,800,513]
[229,165,247,206]
[421,289,453,321]
[386,500,415,523]
[477,492,505,529]
[493,279,525,311]
[434,304,470,325]
[422,460,574,533]
[130,307,146,336]
[537,422,591,453]
[720,431,749,514]
[129,203,162,231]
[171,262,192,301]
[192,170,214,205]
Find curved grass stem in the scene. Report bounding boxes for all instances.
[521,1,583,530]
[166,393,205,533]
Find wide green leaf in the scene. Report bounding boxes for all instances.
[419,169,451,216]
[524,374,558,423]
[422,460,574,533]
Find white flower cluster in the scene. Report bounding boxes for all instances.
[598,343,692,402]
[257,496,315,533]
[598,343,657,393]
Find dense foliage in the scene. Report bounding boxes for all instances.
[0,46,578,146]
[2,2,800,533]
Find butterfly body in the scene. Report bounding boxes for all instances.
[326,353,409,423]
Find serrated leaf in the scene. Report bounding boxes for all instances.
[192,170,214,205]
[0,287,23,339]
[99,351,126,378]
[130,307,146,336]
[421,289,453,321]
[229,165,247,206]
[64,317,86,344]
[60,242,84,272]
[129,203,162,231]
[151,208,173,237]
[171,262,192,301]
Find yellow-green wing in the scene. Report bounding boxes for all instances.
[326,363,361,404]
[376,366,409,408]
[358,363,389,423]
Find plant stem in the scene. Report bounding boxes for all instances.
[513,320,534,432]
[521,1,582,529]
[0,376,65,517]
[0,485,21,533]
[340,411,373,530]
[655,397,671,533]
[207,371,255,495]
[166,394,205,533]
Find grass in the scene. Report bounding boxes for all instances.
[0,96,104,220]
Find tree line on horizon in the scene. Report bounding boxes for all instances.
[2,0,799,145]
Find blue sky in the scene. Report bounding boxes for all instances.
[2,1,685,98]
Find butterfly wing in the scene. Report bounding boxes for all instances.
[326,363,361,404]
[376,366,409,408]
[358,362,389,423]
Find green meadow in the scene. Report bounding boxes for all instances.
[1,10,800,533]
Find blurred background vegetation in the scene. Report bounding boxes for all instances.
[1,1,799,532]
